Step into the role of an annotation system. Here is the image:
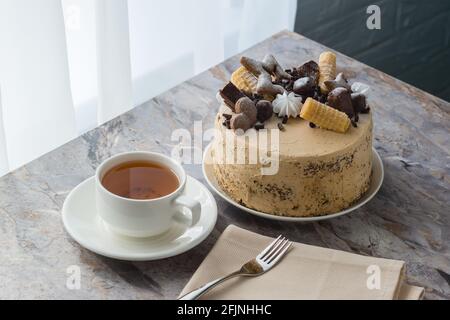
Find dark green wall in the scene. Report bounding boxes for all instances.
[295,0,450,102]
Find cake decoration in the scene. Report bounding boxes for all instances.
[255,100,273,122]
[351,82,370,95]
[318,51,337,94]
[351,93,370,114]
[327,87,354,118]
[300,97,351,133]
[218,50,370,134]
[230,113,252,131]
[240,56,287,99]
[293,77,315,96]
[231,66,258,95]
[295,60,320,84]
[254,123,265,130]
[324,72,351,92]
[219,82,245,111]
[257,73,285,98]
[235,97,257,125]
[261,54,292,81]
[272,92,302,118]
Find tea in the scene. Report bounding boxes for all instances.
[101,160,179,200]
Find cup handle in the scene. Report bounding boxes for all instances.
[174,196,201,226]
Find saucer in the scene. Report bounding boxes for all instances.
[62,175,217,261]
[203,143,383,222]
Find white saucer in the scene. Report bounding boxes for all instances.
[203,143,383,222]
[62,175,217,261]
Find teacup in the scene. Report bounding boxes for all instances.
[95,151,201,237]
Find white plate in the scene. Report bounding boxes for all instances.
[62,175,217,261]
[202,143,383,222]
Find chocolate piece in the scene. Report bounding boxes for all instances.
[327,87,354,118]
[277,122,285,131]
[256,100,273,122]
[254,123,265,130]
[324,72,351,92]
[240,55,287,97]
[293,77,315,96]
[262,54,291,81]
[313,87,327,103]
[222,113,232,120]
[222,119,231,129]
[351,93,369,113]
[309,122,316,128]
[240,56,265,76]
[294,61,319,84]
[230,113,251,131]
[219,82,245,111]
[282,115,288,124]
[257,73,285,97]
[235,97,257,125]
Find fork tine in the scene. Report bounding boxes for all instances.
[267,241,292,265]
[263,238,288,262]
[261,237,286,261]
[257,235,282,260]
[265,239,289,263]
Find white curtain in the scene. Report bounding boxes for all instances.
[0,0,297,177]
[0,0,77,173]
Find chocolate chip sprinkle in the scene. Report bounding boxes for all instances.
[222,113,232,120]
[222,119,231,129]
[254,123,265,130]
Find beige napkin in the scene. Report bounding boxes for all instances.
[180,225,424,300]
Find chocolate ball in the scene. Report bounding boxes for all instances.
[256,100,273,122]
[351,93,367,113]
[293,77,315,96]
[230,113,251,132]
[327,87,354,118]
[235,97,257,125]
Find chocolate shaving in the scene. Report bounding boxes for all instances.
[219,82,245,111]
[254,123,265,130]
[222,119,231,129]
[292,61,319,84]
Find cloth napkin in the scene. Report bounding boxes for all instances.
[179,225,424,300]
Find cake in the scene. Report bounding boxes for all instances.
[211,52,372,217]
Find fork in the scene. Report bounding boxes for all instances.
[178,235,292,300]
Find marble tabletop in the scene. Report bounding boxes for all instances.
[0,31,449,300]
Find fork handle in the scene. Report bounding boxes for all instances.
[178,270,242,300]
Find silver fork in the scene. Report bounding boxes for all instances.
[178,235,292,300]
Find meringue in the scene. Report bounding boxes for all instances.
[272,92,303,118]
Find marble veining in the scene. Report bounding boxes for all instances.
[0,31,449,299]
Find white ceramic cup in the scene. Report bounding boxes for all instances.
[95,151,201,238]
